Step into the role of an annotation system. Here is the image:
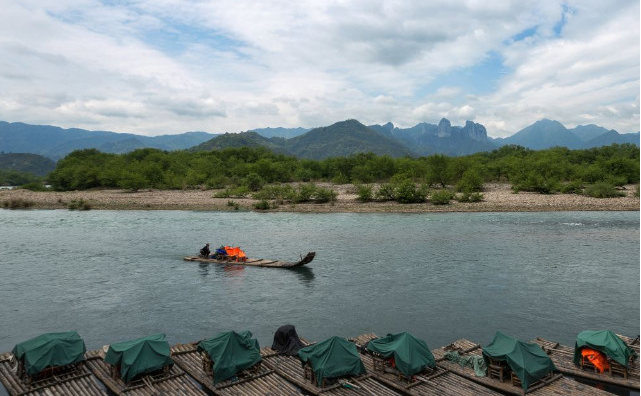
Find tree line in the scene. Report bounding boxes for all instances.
[43,144,638,199]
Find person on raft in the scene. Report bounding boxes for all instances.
[199,243,210,258]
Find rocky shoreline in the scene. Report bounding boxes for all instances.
[1,183,639,212]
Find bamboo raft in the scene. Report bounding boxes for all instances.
[349,333,503,396]
[0,352,107,396]
[170,342,302,396]
[432,339,613,396]
[531,334,640,390]
[260,340,405,396]
[84,349,208,396]
[184,251,316,268]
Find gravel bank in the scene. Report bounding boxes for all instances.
[1,183,639,212]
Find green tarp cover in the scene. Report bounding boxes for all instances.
[366,332,435,377]
[104,333,173,383]
[298,336,366,387]
[482,331,556,391]
[12,332,86,376]
[444,351,487,377]
[197,331,262,384]
[573,330,634,368]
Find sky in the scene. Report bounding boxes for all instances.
[0,0,639,138]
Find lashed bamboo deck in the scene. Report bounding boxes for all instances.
[0,352,107,396]
[431,339,613,396]
[259,342,404,396]
[531,335,640,390]
[171,342,302,395]
[84,349,207,396]
[183,251,316,268]
[350,334,503,396]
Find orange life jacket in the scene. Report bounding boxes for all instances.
[581,348,610,373]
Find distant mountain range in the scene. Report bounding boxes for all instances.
[0,121,216,160]
[0,118,638,165]
[490,119,639,150]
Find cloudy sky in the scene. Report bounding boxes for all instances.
[0,0,638,137]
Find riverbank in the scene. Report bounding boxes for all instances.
[1,183,639,212]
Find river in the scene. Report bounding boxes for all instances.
[0,209,639,394]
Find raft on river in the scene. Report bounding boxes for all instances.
[184,249,316,268]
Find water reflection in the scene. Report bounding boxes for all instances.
[287,267,315,285]
[198,263,209,277]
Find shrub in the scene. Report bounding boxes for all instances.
[512,172,559,194]
[635,184,640,198]
[227,200,240,210]
[395,180,427,203]
[584,182,625,198]
[457,192,483,202]
[456,168,484,193]
[294,183,317,203]
[253,199,271,210]
[20,181,48,191]
[559,180,584,194]
[68,199,91,210]
[3,198,34,209]
[213,186,249,198]
[430,189,454,205]
[244,173,265,191]
[252,184,296,201]
[356,184,373,202]
[314,187,337,203]
[375,183,396,201]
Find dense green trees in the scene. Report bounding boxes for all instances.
[45,144,639,200]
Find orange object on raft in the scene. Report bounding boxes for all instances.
[224,246,247,260]
[581,348,610,373]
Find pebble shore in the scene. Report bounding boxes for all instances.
[1,183,639,212]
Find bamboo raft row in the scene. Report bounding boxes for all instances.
[531,335,640,390]
[84,350,207,396]
[170,342,302,396]
[0,352,107,396]
[431,339,613,396]
[349,333,503,396]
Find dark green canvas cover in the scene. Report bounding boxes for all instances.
[104,333,173,383]
[298,336,366,387]
[12,332,86,376]
[197,331,262,384]
[366,332,435,377]
[482,331,556,391]
[573,330,634,368]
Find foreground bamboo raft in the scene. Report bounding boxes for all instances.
[171,341,302,396]
[0,335,631,396]
[531,335,640,391]
[0,352,107,396]
[84,350,207,396]
[350,333,503,396]
[432,339,614,396]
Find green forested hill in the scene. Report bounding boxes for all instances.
[191,131,291,154]
[192,119,412,159]
[284,119,411,159]
[0,153,56,176]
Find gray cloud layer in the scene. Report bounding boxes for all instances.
[0,0,638,137]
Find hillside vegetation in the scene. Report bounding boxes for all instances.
[47,144,639,201]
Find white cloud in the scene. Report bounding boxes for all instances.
[0,0,637,137]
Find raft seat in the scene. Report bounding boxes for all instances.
[487,357,509,382]
[579,355,598,373]
[609,359,628,379]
